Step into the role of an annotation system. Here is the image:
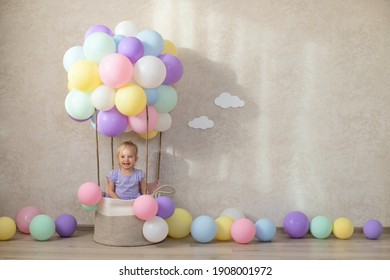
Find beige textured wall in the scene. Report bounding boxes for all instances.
[1,0,389,226]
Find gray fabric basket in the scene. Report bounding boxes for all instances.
[93,185,175,247]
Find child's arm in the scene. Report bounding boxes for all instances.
[140,179,147,195]
[107,180,119,199]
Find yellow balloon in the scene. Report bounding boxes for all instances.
[333,217,354,239]
[0,217,17,241]
[139,130,158,140]
[68,60,101,92]
[162,39,178,56]
[166,208,192,239]
[215,215,234,241]
[115,84,147,116]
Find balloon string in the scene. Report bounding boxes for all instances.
[157,132,162,181]
[111,137,114,170]
[95,110,100,186]
[145,106,149,194]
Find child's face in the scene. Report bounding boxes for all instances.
[119,147,137,171]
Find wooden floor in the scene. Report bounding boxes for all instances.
[1,227,389,260]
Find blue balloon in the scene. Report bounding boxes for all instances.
[137,29,164,56]
[191,215,217,243]
[145,88,159,105]
[255,218,276,242]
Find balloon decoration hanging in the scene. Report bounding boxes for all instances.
[63,20,183,186]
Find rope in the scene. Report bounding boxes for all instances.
[95,110,100,186]
[111,137,114,170]
[145,106,149,194]
[157,132,162,181]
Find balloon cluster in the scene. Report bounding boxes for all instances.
[63,20,183,138]
[0,206,78,241]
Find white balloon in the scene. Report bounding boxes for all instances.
[115,20,140,37]
[156,113,172,132]
[133,56,166,89]
[91,85,116,111]
[142,216,169,243]
[220,208,245,221]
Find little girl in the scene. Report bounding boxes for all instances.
[106,139,147,200]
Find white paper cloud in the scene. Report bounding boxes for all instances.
[188,116,214,129]
[214,92,245,109]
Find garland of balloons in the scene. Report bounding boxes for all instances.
[63,20,183,186]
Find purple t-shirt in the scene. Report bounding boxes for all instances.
[108,168,145,200]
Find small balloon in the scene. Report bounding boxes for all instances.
[83,32,116,63]
[65,90,95,121]
[15,206,42,234]
[77,182,102,206]
[118,36,144,64]
[91,85,115,111]
[63,46,86,72]
[115,84,147,116]
[97,107,129,137]
[159,54,183,85]
[133,55,166,89]
[98,53,133,88]
[162,39,178,56]
[84,24,114,39]
[143,216,169,243]
[154,85,177,113]
[128,106,158,134]
[67,60,101,92]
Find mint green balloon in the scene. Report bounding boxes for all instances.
[65,89,95,120]
[29,214,55,241]
[154,85,177,113]
[310,215,332,239]
[82,204,98,211]
[83,32,116,63]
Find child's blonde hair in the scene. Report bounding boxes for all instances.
[117,139,138,158]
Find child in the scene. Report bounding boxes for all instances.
[106,139,147,200]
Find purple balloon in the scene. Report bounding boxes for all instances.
[84,25,114,39]
[363,219,383,240]
[283,211,310,238]
[118,37,144,64]
[55,214,77,237]
[156,196,175,219]
[97,107,128,137]
[159,54,183,85]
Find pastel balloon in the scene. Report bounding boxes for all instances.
[55,214,78,237]
[113,35,125,50]
[91,85,115,111]
[154,85,177,113]
[133,195,158,221]
[283,211,310,239]
[139,130,159,140]
[63,46,86,72]
[29,215,55,241]
[0,217,16,241]
[166,208,193,239]
[15,206,42,234]
[128,106,158,134]
[220,208,245,220]
[118,36,144,64]
[159,54,183,85]
[333,217,354,240]
[83,32,116,63]
[162,39,178,56]
[115,84,147,116]
[156,113,172,132]
[65,90,95,121]
[68,60,101,92]
[145,88,159,105]
[84,24,114,39]
[98,53,133,88]
[115,20,140,37]
[215,215,234,241]
[97,107,128,137]
[255,218,276,242]
[133,55,166,89]
[137,29,164,56]
[156,196,175,219]
[191,215,217,243]
[77,182,102,206]
[231,218,256,244]
[143,216,169,243]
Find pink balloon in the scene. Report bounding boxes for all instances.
[77,182,102,206]
[16,206,42,234]
[98,53,133,88]
[231,218,256,244]
[128,105,158,134]
[133,195,158,221]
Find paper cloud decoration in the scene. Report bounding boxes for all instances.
[214,92,245,109]
[188,116,214,129]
